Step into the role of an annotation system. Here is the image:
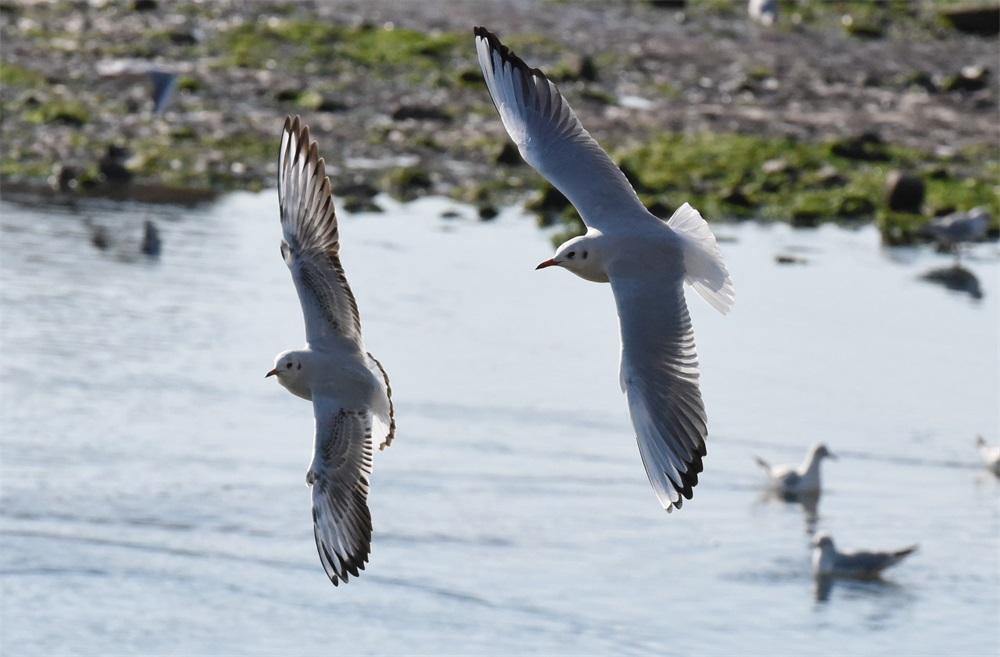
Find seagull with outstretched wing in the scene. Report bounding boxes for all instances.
[474,27,734,512]
[267,116,395,585]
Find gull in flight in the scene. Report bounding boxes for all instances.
[267,116,396,585]
[474,27,734,512]
[97,58,181,114]
[811,532,918,579]
[754,443,836,495]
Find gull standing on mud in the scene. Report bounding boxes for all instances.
[754,443,836,495]
[474,27,734,512]
[925,206,990,258]
[267,116,395,585]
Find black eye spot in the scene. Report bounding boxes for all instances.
[567,251,576,259]
[286,362,293,369]
[582,251,588,259]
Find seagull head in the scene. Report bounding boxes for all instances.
[537,233,608,283]
[812,443,837,461]
[267,349,312,400]
[811,532,834,551]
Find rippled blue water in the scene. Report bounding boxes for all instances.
[2,192,997,656]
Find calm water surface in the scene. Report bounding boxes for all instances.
[2,192,998,656]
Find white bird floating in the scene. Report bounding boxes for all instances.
[475,27,734,512]
[754,443,836,494]
[267,116,395,586]
[811,532,918,579]
[975,435,1000,476]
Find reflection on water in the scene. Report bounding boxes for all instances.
[813,575,914,611]
[1,192,998,656]
[920,264,983,300]
[757,489,821,534]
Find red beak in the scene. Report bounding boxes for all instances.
[536,259,559,270]
[265,368,279,378]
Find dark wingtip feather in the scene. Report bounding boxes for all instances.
[316,526,371,587]
[473,25,550,83]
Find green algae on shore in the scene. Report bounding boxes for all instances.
[468,132,999,246]
[1,0,996,245]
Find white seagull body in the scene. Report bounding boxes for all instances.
[475,27,734,512]
[927,206,990,251]
[811,532,918,579]
[976,435,1000,476]
[754,443,836,494]
[748,0,778,26]
[267,116,395,585]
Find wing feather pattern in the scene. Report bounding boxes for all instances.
[611,260,707,512]
[278,116,363,350]
[367,352,396,450]
[474,27,652,232]
[308,403,374,586]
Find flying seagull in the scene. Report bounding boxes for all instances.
[474,27,734,512]
[97,58,181,114]
[267,116,396,585]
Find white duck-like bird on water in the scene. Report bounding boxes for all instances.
[475,27,734,512]
[267,116,395,586]
[754,443,836,494]
[811,532,918,579]
[975,435,1000,476]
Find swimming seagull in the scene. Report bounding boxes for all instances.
[811,532,918,579]
[975,435,1000,476]
[266,116,396,585]
[754,443,836,494]
[474,27,734,512]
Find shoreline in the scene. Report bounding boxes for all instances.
[1,0,997,241]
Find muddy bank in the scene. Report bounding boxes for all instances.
[1,0,997,238]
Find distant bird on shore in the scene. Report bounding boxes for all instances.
[90,223,111,251]
[84,216,161,260]
[748,0,778,26]
[475,26,734,513]
[925,206,990,258]
[754,443,836,494]
[97,58,181,114]
[266,116,395,586]
[141,220,161,256]
[811,532,918,579]
[975,435,1000,476]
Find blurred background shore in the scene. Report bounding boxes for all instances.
[1,0,998,241]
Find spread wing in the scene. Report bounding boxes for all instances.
[307,400,375,586]
[474,27,653,232]
[278,115,363,351]
[610,255,708,512]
